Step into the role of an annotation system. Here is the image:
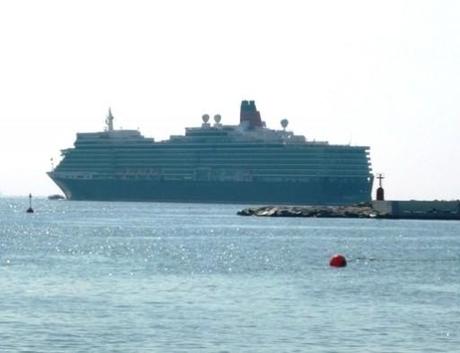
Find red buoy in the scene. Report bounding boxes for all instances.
[329,254,347,267]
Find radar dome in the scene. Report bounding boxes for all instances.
[214,114,222,123]
[202,114,210,123]
[281,119,289,129]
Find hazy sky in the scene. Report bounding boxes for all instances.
[1,0,459,200]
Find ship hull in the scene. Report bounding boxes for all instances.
[49,174,372,205]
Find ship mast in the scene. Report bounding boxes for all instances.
[106,108,114,132]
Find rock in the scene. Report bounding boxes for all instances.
[237,204,388,218]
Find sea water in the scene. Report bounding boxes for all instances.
[0,198,459,352]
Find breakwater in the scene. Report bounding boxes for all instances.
[238,200,460,220]
[237,204,382,218]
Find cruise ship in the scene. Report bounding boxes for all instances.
[48,101,373,204]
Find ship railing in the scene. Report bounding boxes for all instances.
[51,171,98,179]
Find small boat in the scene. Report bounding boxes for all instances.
[48,194,65,200]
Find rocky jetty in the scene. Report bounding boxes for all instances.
[238,200,460,220]
[237,204,388,218]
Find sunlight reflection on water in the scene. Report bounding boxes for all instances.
[0,198,459,352]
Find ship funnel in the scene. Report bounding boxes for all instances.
[240,100,263,129]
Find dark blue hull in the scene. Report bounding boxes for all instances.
[50,176,372,205]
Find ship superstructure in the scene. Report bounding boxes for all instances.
[48,101,373,204]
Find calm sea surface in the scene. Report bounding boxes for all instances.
[0,197,459,352]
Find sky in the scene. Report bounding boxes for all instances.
[0,0,459,200]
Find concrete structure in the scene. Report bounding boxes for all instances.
[372,200,460,220]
